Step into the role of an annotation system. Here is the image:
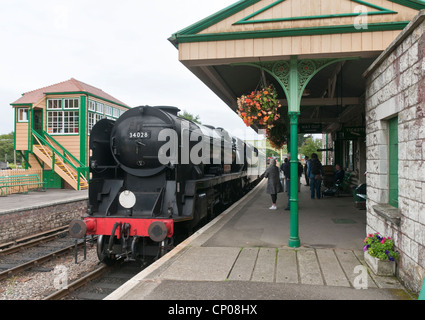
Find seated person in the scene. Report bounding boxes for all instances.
[334,164,345,183]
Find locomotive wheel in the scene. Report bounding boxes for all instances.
[97,235,116,265]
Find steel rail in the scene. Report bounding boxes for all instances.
[43,264,109,300]
[0,226,68,256]
[0,239,87,281]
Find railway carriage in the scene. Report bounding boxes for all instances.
[69,105,265,264]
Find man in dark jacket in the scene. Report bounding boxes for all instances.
[304,156,310,186]
[280,154,291,210]
[307,153,324,199]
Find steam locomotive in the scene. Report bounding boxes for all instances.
[69,105,265,264]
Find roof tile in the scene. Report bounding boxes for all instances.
[11,78,129,108]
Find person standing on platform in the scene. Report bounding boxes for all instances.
[281,153,291,211]
[280,158,289,191]
[264,159,283,210]
[307,153,324,199]
[304,156,310,186]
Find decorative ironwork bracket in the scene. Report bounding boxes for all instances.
[250,56,355,112]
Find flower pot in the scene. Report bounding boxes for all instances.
[364,251,395,276]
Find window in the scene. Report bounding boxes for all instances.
[113,108,120,118]
[47,111,79,134]
[388,117,398,208]
[46,98,79,134]
[88,100,96,112]
[345,140,353,171]
[47,99,62,109]
[64,98,79,109]
[87,102,126,134]
[17,108,29,122]
[105,105,112,116]
[96,102,104,114]
[88,112,104,134]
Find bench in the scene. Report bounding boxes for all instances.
[0,174,45,196]
[357,194,367,200]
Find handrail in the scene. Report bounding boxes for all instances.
[42,131,85,168]
[31,130,89,187]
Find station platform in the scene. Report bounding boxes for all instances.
[105,179,414,301]
[0,189,88,215]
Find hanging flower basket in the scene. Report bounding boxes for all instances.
[266,122,287,150]
[237,85,282,128]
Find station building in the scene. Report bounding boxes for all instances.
[10,78,130,191]
[169,0,425,293]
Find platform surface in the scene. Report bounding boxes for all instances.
[105,178,414,301]
[0,188,88,214]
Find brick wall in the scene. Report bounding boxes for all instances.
[364,12,425,294]
[0,200,87,243]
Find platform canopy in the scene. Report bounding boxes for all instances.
[170,0,425,248]
[169,0,425,131]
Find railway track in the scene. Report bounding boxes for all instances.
[0,227,91,282]
[0,226,68,256]
[0,226,149,300]
[45,260,147,300]
[1,189,247,300]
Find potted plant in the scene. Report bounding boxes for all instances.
[363,233,399,276]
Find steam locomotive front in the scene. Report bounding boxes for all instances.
[110,106,177,177]
[70,106,182,263]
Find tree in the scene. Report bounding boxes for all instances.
[0,132,14,163]
[178,110,201,124]
[299,136,322,161]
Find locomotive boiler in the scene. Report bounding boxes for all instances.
[69,105,265,264]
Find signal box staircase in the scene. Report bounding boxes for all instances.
[31,130,89,191]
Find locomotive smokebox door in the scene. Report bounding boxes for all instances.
[69,220,87,238]
[148,221,168,242]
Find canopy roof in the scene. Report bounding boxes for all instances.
[170,0,424,132]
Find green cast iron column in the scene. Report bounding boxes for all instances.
[288,111,301,247]
[287,56,301,247]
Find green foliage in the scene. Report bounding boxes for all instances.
[299,135,322,161]
[178,110,201,124]
[0,132,14,163]
[266,148,279,158]
[363,233,399,261]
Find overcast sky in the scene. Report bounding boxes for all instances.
[0,0,259,140]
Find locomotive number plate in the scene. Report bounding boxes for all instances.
[129,131,151,139]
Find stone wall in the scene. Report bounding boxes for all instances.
[364,11,425,294]
[0,200,87,243]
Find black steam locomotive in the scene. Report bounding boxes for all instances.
[70,106,265,264]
